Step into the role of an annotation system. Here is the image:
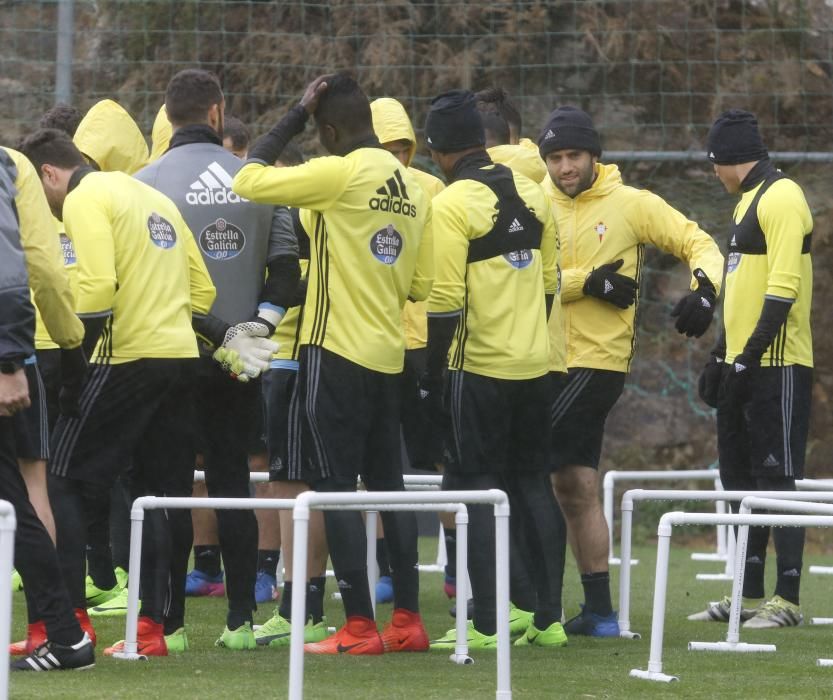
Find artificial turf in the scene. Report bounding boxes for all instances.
[8,534,833,699]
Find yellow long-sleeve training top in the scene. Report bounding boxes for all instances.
[543,162,724,373]
[62,169,215,363]
[233,146,433,375]
[3,147,84,351]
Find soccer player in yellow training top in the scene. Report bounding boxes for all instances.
[233,73,433,655]
[538,106,724,637]
[689,110,813,629]
[421,90,568,650]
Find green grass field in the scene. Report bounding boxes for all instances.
[8,534,833,699]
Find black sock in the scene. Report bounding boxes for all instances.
[376,538,391,578]
[444,529,457,578]
[336,570,374,620]
[742,525,769,600]
[226,609,252,630]
[379,511,420,613]
[257,549,280,575]
[278,580,293,620]
[307,576,326,624]
[581,572,613,617]
[773,526,804,605]
[86,545,117,591]
[193,546,221,577]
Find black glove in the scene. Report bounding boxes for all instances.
[583,259,638,309]
[697,354,723,409]
[720,351,757,405]
[671,268,717,338]
[59,346,89,418]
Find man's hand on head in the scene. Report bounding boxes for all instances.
[300,75,333,115]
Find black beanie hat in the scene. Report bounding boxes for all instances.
[707,110,768,165]
[424,90,485,153]
[538,106,601,159]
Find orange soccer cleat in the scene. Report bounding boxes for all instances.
[304,616,384,655]
[9,620,47,656]
[104,616,168,657]
[380,609,429,652]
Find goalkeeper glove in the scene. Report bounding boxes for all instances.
[671,268,717,338]
[583,259,638,309]
[721,351,757,405]
[212,322,279,383]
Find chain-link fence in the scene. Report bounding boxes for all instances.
[1,0,831,473]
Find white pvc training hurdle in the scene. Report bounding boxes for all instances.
[287,489,512,700]
[602,469,720,565]
[0,500,16,700]
[689,493,833,655]
[629,510,833,683]
[617,485,833,640]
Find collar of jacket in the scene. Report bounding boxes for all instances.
[342,134,383,156]
[168,124,222,151]
[449,150,492,183]
[739,157,775,192]
[67,165,95,195]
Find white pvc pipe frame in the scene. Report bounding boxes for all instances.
[112,489,512,700]
[193,471,449,576]
[629,509,833,683]
[0,501,16,700]
[287,490,512,700]
[602,470,720,565]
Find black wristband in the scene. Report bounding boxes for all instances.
[247,105,309,165]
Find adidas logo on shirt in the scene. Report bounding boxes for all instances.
[186,162,248,206]
[368,170,417,217]
[508,218,524,233]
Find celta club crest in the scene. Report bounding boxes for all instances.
[594,221,607,242]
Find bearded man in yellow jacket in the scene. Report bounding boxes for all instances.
[539,106,724,637]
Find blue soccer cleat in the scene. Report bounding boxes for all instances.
[254,570,278,604]
[185,569,225,597]
[563,605,620,637]
[375,575,394,604]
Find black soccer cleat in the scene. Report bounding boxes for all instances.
[11,632,95,671]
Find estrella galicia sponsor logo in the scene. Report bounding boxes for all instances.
[59,233,76,265]
[186,161,248,206]
[147,212,177,249]
[369,170,417,218]
[199,218,246,260]
[370,224,403,265]
[504,249,533,269]
[727,250,741,273]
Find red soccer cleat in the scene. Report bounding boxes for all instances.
[74,608,97,647]
[104,616,168,657]
[9,621,46,656]
[380,609,429,652]
[304,616,383,655]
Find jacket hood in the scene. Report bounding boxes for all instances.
[487,141,547,184]
[73,100,149,174]
[148,104,172,163]
[543,161,622,203]
[370,98,416,166]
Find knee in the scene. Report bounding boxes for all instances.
[554,470,599,517]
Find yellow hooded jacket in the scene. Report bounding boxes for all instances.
[544,162,724,373]
[370,97,444,350]
[3,148,83,351]
[73,99,149,174]
[148,104,172,163]
[488,139,547,184]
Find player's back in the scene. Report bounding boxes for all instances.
[63,170,201,363]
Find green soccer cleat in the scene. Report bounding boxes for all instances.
[85,577,120,608]
[430,620,497,651]
[164,627,189,653]
[88,586,134,617]
[743,595,803,629]
[255,609,329,647]
[514,621,568,647]
[509,603,534,639]
[11,569,22,592]
[215,621,257,650]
